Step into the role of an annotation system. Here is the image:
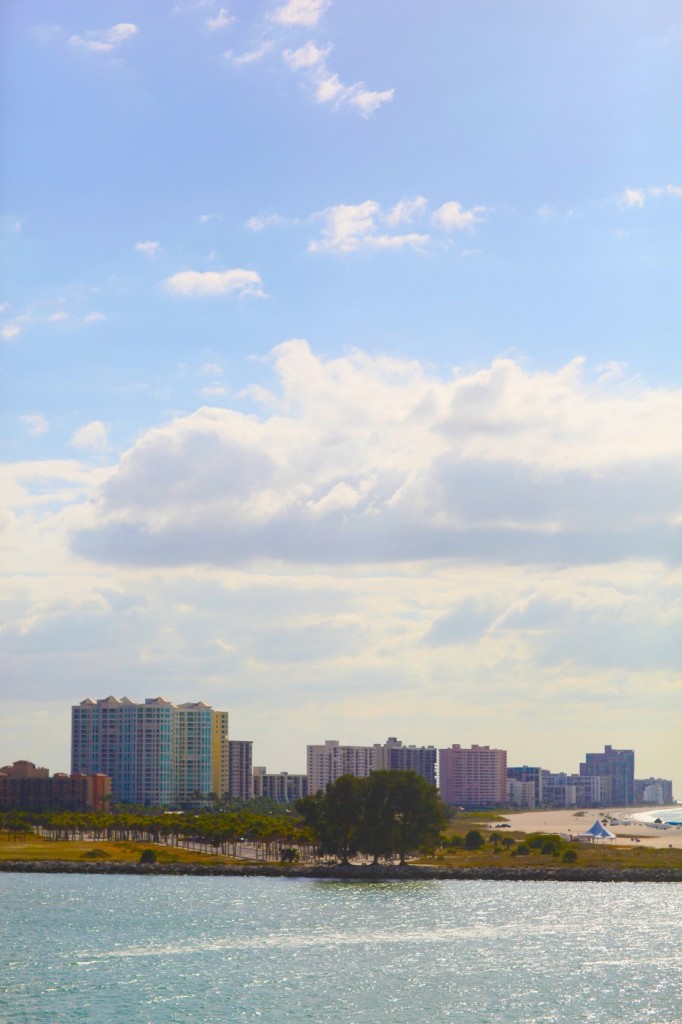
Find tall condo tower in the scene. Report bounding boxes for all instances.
[71,697,231,806]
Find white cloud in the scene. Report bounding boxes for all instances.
[460,248,482,258]
[344,85,394,117]
[71,421,110,450]
[648,184,682,198]
[283,41,330,70]
[84,312,107,324]
[201,385,227,397]
[384,196,428,227]
[621,188,646,208]
[1,323,21,341]
[225,43,273,65]
[596,361,628,384]
[135,241,160,257]
[164,269,265,297]
[309,199,430,253]
[618,184,682,208]
[69,23,138,53]
[19,414,50,437]
[271,0,331,27]
[246,212,292,231]
[69,341,682,572]
[432,200,486,231]
[199,362,224,376]
[48,311,69,322]
[206,8,235,31]
[199,213,219,224]
[283,41,393,116]
[309,201,379,252]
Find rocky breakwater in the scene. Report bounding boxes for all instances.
[0,861,680,882]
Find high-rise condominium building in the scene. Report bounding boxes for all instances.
[438,744,507,807]
[71,697,230,806]
[579,745,635,806]
[227,740,253,801]
[373,737,437,786]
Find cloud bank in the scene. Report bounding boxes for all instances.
[70,342,682,568]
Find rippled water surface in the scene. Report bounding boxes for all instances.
[2,875,681,1023]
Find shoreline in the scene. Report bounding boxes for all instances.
[1,860,680,882]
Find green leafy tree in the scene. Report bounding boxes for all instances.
[323,775,364,863]
[297,777,363,864]
[357,771,397,864]
[388,771,446,865]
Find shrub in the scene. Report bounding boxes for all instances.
[516,843,530,856]
[139,848,157,864]
[464,829,484,850]
[81,848,110,860]
[280,847,299,863]
[562,849,578,864]
[541,841,559,856]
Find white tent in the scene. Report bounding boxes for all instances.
[578,819,617,842]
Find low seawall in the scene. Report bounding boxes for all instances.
[0,861,680,882]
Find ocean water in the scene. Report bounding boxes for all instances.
[630,807,682,827]
[1,875,681,1024]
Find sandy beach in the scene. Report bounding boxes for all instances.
[498,807,682,849]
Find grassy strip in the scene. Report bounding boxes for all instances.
[0,835,257,865]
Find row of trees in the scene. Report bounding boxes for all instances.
[296,770,446,865]
[2,771,447,865]
[0,808,317,861]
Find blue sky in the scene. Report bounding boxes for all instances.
[1,1,681,791]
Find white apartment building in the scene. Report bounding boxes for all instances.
[253,767,308,803]
[507,778,536,808]
[307,740,378,794]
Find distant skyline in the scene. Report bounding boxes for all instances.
[1,2,680,790]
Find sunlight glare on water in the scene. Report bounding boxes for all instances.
[1,876,681,1023]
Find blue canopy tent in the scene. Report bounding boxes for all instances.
[578,819,617,842]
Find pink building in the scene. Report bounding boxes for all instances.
[438,744,507,807]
